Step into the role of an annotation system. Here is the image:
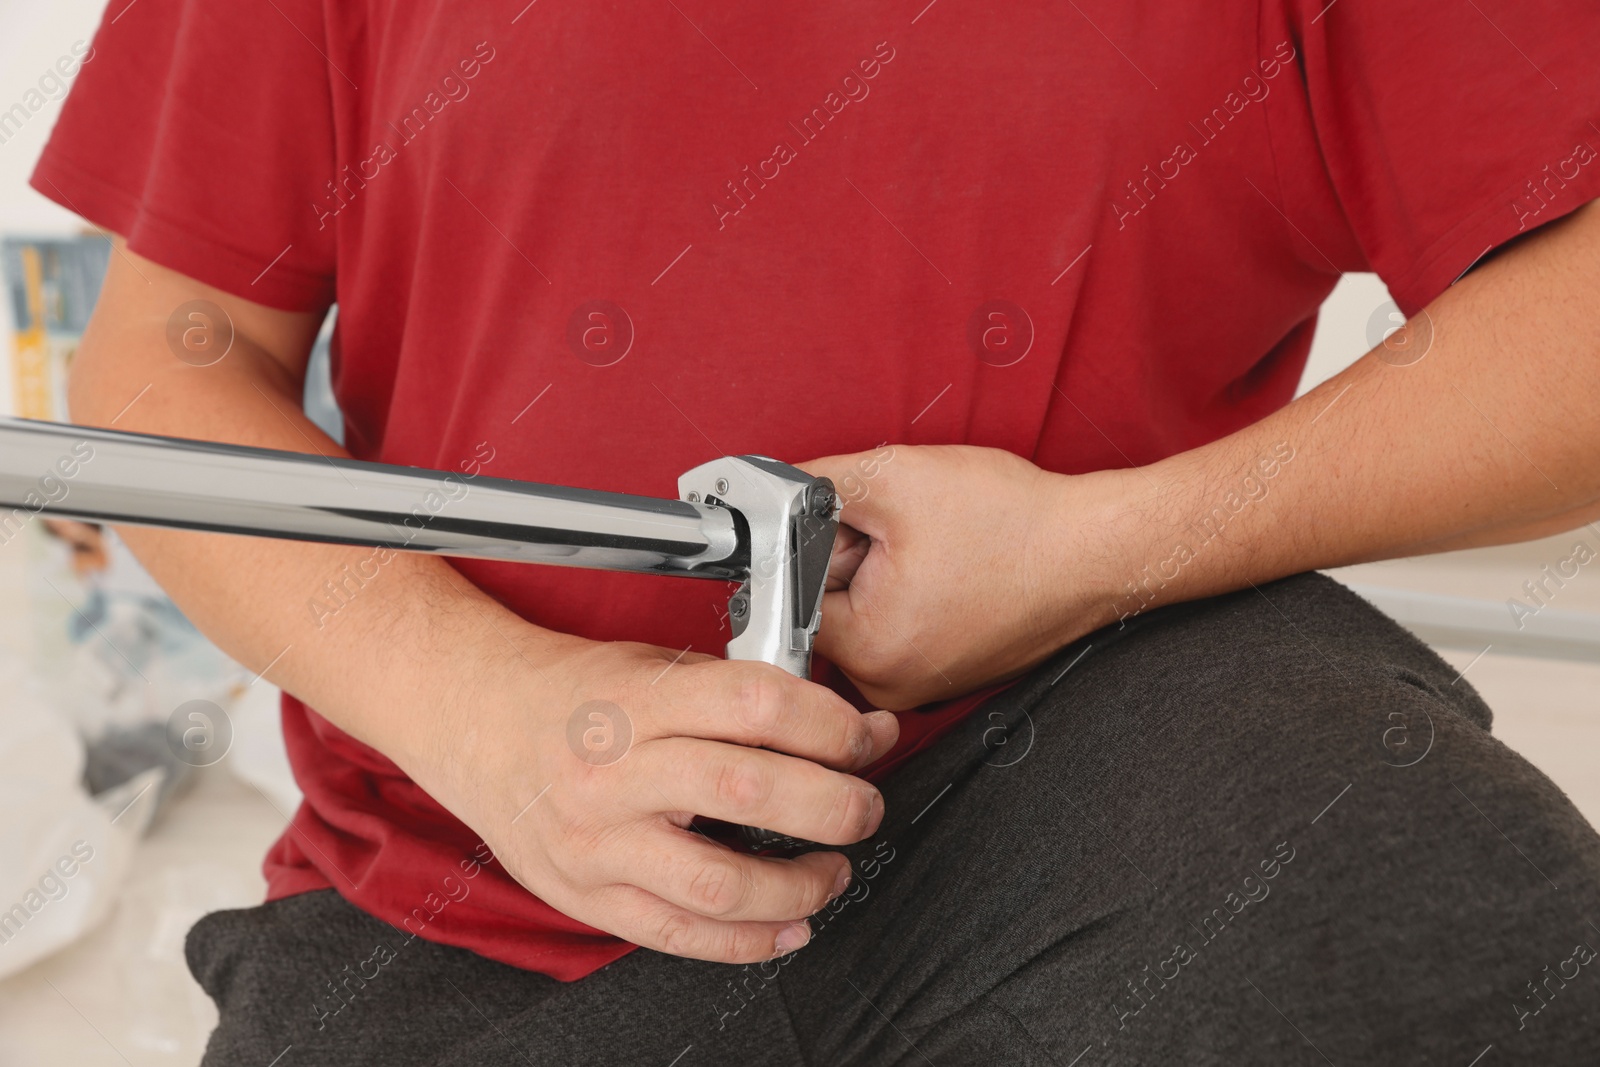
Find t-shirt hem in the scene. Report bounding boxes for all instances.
[29,149,334,313]
[863,681,1015,783]
[1384,165,1600,317]
[263,864,340,904]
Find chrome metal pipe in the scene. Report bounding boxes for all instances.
[0,417,743,579]
[2,415,839,854]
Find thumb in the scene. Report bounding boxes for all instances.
[795,450,885,590]
[794,448,894,537]
[814,586,868,666]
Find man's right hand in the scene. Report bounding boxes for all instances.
[405,635,899,964]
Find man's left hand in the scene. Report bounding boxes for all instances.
[798,444,1117,710]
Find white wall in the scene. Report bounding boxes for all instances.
[1300,273,1396,396]
[0,0,103,229]
[0,0,109,416]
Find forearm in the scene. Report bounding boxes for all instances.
[1077,201,1600,626]
[68,249,577,770]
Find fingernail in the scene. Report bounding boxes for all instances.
[832,863,852,900]
[774,920,811,956]
[861,711,896,759]
[866,791,885,836]
[848,725,867,764]
[867,709,898,734]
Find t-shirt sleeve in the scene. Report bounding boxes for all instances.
[1288,0,1600,315]
[31,0,338,311]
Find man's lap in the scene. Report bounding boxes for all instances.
[190,573,1600,1065]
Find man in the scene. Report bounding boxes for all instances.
[36,0,1600,1062]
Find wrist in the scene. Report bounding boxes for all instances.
[1086,437,1305,628]
[1031,465,1154,640]
[360,562,591,785]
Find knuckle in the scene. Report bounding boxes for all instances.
[793,867,834,917]
[686,860,746,917]
[729,929,773,965]
[824,784,878,841]
[711,754,773,812]
[654,912,698,957]
[733,668,789,737]
[540,793,583,838]
[546,805,611,863]
[839,710,870,765]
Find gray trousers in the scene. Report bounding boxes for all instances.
[188,574,1600,1065]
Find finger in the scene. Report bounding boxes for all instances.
[632,736,884,847]
[814,585,874,666]
[600,820,850,923]
[824,522,870,591]
[576,882,814,964]
[650,659,898,772]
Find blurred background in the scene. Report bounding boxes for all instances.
[1,1,1595,1063]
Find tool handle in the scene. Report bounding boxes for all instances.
[680,457,834,676]
[734,658,822,854]
[676,456,840,854]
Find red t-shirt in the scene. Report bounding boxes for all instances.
[35,0,1600,980]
